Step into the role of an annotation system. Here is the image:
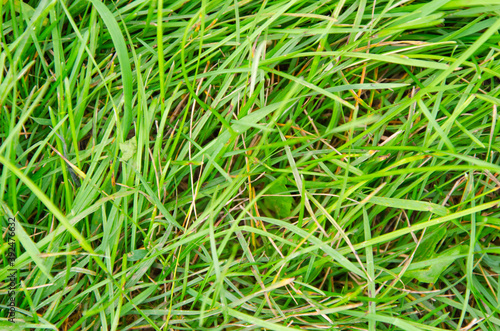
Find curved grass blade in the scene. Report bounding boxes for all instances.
[87,0,133,140]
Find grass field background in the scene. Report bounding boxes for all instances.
[2,0,500,330]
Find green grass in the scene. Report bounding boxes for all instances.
[2,0,500,330]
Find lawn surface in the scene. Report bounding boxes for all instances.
[2,0,500,330]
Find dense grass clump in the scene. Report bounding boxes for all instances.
[2,0,500,330]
